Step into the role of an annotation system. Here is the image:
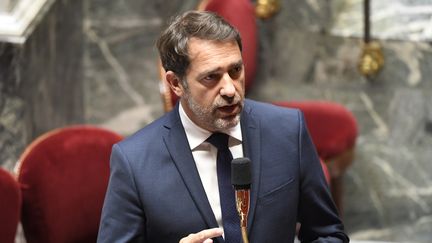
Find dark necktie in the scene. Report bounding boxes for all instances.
[206,133,241,243]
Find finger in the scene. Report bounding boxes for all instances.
[195,228,223,241]
[180,228,223,243]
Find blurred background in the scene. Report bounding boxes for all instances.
[1,0,432,242]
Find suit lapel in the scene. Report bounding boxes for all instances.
[240,101,261,234]
[163,107,220,232]
[163,102,260,242]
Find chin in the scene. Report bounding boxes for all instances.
[214,114,240,130]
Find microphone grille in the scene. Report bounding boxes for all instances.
[231,157,251,189]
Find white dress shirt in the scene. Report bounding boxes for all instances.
[179,103,244,228]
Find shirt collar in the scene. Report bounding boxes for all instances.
[179,102,242,150]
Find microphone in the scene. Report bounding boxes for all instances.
[231,157,251,243]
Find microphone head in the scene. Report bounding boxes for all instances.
[231,157,251,190]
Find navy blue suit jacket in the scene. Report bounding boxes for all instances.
[97,99,349,242]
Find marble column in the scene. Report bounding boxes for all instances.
[0,0,84,170]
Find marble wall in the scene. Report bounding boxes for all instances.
[331,0,432,41]
[83,0,199,134]
[0,42,27,170]
[0,0,84,171]
[250,0,432,242]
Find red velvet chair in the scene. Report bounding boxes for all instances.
[15,125,123,243]
[273,101,358,215]
[0,167,21,243]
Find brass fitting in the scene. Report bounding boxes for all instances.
[255,0,281,19]
[358,41,384,77]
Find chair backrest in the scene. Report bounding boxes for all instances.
[273,101,358,160]
[159,0,258,112]
[16,125,123,243]
[0,167,21,243]
[274,101,358,214]
[319,158,331,185]
[198,0,257,91]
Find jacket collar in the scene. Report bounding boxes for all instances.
[163,100,262,239]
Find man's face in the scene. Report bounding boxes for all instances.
[172,38,245,132]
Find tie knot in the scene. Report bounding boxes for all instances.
[206,133,230,151]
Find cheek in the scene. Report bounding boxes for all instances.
[235,82,245,95]
[205,94,219,106]
[190,90,213,105]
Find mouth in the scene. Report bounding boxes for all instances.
[217,104,241,117]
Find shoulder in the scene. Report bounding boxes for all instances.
[244,99,302,122]
[115,109,176,153]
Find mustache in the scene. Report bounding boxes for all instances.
[214,94,242,107]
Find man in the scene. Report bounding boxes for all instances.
[98,10,349,243]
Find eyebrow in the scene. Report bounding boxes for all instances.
[230,60,244,69]
[196,60,244,80]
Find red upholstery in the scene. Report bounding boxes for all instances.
[16,125,123,243]
[273,101,358,214]
[0,168,21,243]
[200,0,257,92]
[319,158,331,185]
[273,101,358,160]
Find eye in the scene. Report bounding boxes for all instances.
[228,65,242,79]
[202,73,221,84]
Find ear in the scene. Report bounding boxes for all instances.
[166,71,184,97]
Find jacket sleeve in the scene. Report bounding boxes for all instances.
[97,144,146,242]
[296,111,349,243]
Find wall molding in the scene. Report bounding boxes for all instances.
[0,0,55,43]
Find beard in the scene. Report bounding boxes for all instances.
[183,90,244,131]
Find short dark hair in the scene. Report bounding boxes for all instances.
[156,10,242,82]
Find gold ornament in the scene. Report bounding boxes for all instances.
[358,41,384,77]
[255,0,281,19]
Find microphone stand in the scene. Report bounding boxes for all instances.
[232,157,252,243]
[235,189,250,243]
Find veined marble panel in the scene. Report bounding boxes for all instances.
[83,0,199,133]
[252,14,432,240]
[331,0,432,41]
[0,0,84,170]
[0,94,27,171]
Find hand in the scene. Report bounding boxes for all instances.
[179,228,223,243]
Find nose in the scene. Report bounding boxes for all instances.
[219,74,236,97]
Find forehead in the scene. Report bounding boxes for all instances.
[187,38,242,71]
